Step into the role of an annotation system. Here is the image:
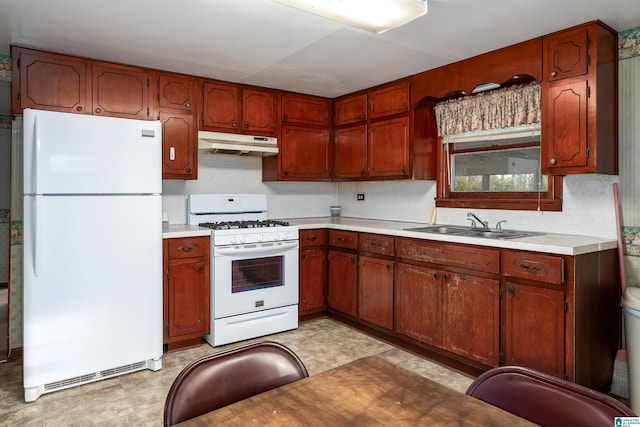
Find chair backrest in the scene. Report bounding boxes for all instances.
[466,366,636,427]
[164,341,309,426]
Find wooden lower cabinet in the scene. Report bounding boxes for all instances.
[163,236,210,351]
[299,229,327,315]
[327,249,358,316]
[358,256,394,329]
[395,263,442,346]
[504,282,565,377]
[442,272,500,367]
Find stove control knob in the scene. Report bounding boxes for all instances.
[278,232,287,240]
[256,234,264,242]
[240,235,248,243]
[230,236,239,244]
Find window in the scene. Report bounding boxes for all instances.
[433,81,562,211]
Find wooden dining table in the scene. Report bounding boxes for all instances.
[177,356,536,426]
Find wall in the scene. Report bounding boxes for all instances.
[619,26,640,287]
[162,151,336,224]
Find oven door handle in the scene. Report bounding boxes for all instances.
[215,241,299,257]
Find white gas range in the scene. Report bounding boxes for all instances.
[188,194,299,346]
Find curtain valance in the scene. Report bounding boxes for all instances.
[434,82,541,137]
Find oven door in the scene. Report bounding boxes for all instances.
[213,240,299,318]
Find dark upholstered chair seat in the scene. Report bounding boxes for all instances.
[164,341,308,426]
[466,366,636,427]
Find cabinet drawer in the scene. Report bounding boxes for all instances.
[167,236,209,259]
[328,230,357,250]
[503,250,564,285]
[300,229,327,248]
[358,233,394,256]
[396,238,500,274]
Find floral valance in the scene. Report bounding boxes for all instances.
[434,81,541,137]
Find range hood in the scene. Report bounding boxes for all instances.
[198,131,278,157]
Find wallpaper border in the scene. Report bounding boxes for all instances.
[620,26,640,60]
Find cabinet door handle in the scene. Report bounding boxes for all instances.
[196,264,203,271]
[76,106,83,112]
[244,121,250,128]
[283,113,289,121]
[520,263,542,271]
[551,71,557,77]
[95,108,102,114]
[170,146,176,161]
[550,158,557,165]
[350,256,356,262]
[186,167,192,174]
[433,273,438,279]
[185,102,191,108]
[386,263,391,270]
[443,274,449,280]
[232,121,238,127]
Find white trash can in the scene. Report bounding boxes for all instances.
[622,286,640,413]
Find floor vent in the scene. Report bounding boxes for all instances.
[43,361,148,393]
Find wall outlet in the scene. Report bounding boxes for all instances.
[357,194,365,201]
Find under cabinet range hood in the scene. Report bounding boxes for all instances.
[198,131,278,156]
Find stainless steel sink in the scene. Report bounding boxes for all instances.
[404,225,544,240]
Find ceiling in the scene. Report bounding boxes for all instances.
[0,0,639,98]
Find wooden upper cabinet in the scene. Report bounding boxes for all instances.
[281,92,332,127]
[202,81,240,131]
[242,88,276,134]
[334,93,367,126]
[544,27,589,82]
[334,124,367,179]
[202,82,275,135]
[368,82,409,120]
[160,112,196,179]
[158,73,196,112]
[368,116,410,178]
[279,124,332,180]
[92,62,149,119]
[17,49,89,114]
[541,21,617,175]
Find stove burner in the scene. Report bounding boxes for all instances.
[199,220,291,230]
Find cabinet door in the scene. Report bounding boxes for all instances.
[334,125,367,179]
[327,250,357,316]
[299,247,326,313]
[159,73,196,112]
[281,93,332,127]
[166,258,209,339]
[442,272,500,367]
[368,82,409,120]
[160,112,196,179]
[202,81,240,131]
[334,93,367,126]
[280,124,332,180]
[544,27,589,82]
[504,282,565,378]
[395,263,442,346]
[542,80,589,173]
[242,88,276,135]
[368,116,410,177]
[19,50,89,114]
[358,256,394,329]
[92,63,149,119]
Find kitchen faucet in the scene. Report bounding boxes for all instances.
[467,212,489,230]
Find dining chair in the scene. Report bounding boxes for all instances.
[163,340,309,426]
[466,365,636,426]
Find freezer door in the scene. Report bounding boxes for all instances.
[23,194,162,389]
[23,109,161,195]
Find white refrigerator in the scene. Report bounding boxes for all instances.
[22,109,163,402]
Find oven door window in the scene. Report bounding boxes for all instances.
[232,255,284,293]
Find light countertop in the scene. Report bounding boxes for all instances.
[284,217,617,256]
[162,224,211,239]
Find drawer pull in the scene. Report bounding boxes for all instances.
[305,236,318,241]
[177,245,195,253]
[337,237,347,242]
[520,263,542,271]
[369,242,380,247]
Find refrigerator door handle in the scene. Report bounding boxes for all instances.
[33,196,44,277]
[33,115,42,195]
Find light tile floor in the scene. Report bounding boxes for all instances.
[0,318,473,426]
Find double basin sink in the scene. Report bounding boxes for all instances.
[404,225,544,240]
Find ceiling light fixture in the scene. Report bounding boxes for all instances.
[273,0,428,34]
